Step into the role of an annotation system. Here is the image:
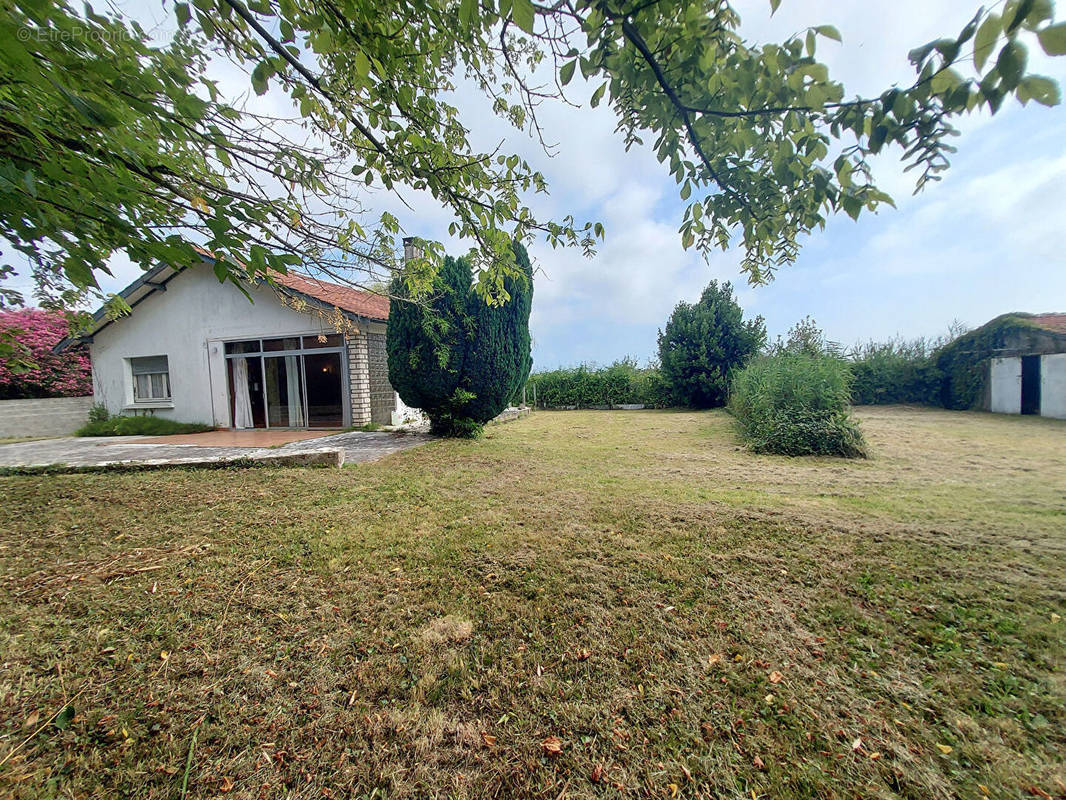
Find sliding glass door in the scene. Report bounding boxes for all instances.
[225,335,347,429]
[264,355,306,428]
[303,352,344,427]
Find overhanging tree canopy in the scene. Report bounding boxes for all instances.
[1,0,1063,313]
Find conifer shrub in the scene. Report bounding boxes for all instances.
[387,241,533,437]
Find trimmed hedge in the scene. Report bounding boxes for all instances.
[848,339,943,406]
[77,415,213,437]
[729,354,867,458]
[527,360,672,408]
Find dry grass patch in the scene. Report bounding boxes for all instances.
[0,406,1062,799]
[417,615,475,648]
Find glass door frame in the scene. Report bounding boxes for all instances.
[223,334,350,429]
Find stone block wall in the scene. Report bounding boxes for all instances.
[367,331,395,425]
[0,396,94,438]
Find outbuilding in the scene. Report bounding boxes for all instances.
[937,313,1066,419]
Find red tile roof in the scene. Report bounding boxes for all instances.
[1031,313,1066,334]
[272,271,390,322]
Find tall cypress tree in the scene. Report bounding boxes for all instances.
[460,240,533,422]
[387,241,533,436]
[386,254,471,419]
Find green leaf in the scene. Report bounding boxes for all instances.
[353,50,371,79]
[996,40,1027,90]
[769,0,782,14]
[590,81,607,108]
[175,3,191,26]
[974,14,1000,71]
[559,60,575,86]
[512,0,534,34]
[1018,74,1061,106]
[250,61,270,95]
[815,25,841,43]
[805,30,815,57]
[459,0,478,26]
[53,705,75,731]
[1037,23,1066,56]
[1007,0,1034,33]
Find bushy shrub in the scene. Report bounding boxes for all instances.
[729,354,867,458]
[76,416,213,437]
[0,309,91,399]
[527,359,672,408]
[87,403,110,424]
[658,281,765,408]
[387,241,533,437]
[848,338,943,406]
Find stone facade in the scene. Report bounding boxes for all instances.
[347,329,395,426]
[346,332,372,426]
[367,331,395,425]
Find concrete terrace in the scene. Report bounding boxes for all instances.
[0,429,432,472]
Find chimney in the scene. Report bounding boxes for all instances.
[402,236,424,263]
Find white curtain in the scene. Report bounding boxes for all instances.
[233,358,254,429]
[285,355,305,427]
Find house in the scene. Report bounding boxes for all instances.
[56,252,404,429]
[937,312,1066,419]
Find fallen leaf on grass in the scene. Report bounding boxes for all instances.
[668,783,678,797]
[768,670,783,684]
[869,752,881,761]
[481,732,497,747]
[53,705,75,731]
[576,649,592,661]
[541,736,563,757]
[752,755,765,769]
[936,744,953,755]
[590,764,604,783]
[218,776,234,793]
[851,737,863,752]
[707,654,722,667]
[23,710,40,728]
[1026,787,1052,799]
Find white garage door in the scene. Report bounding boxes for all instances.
[990,357,1021,414]
[1041,353,1066,419]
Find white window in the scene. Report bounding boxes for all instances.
[130,355,171,402]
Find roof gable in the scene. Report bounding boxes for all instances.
[272,271,389,321]
[55,255,389,352]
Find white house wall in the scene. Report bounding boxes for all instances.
[91,265,346,426]
[989,357,1022,415]
[1041,353,1066,419]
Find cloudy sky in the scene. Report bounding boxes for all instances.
[9,0,1065,369]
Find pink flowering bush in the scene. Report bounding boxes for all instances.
[0,309,92,399]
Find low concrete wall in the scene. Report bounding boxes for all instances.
[490,406,532,425]
[0,396,93,438]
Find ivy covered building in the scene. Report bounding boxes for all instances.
[937,313,1066,419]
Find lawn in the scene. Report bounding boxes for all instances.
[0,407,1063,799]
